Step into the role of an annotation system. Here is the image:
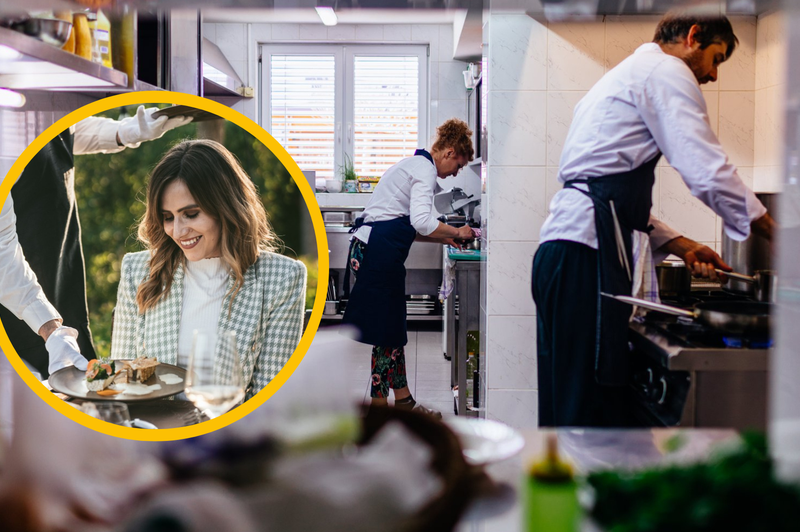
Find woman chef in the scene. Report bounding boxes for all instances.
[343,118,475,417]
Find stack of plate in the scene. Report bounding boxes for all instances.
[407,295,436,315]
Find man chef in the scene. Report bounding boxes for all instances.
[531,11,776,427]
[0,106,191,378]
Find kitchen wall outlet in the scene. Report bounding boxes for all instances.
[238,86,254,97]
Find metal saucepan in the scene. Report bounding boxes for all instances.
[602,293,771,336]
[656,260,691,297]
[715,269,777,303]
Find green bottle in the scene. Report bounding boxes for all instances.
[526,434,581,532]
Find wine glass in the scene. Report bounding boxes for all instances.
[95,402,132,427]
[185,330,245,419]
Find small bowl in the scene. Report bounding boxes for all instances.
[12,19,73,48]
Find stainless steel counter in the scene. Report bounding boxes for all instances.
[444,258,481,417]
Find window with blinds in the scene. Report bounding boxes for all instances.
[270,55,336,179]
[263,44,427,183]
[352,56,419,179]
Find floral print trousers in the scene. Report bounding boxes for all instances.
[349,238,409,398]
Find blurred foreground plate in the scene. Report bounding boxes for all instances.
[49,362,186,403]
[444,417,525,466]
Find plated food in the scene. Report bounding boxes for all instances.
[50,359,187,402]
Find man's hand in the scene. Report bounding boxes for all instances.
[116,105,193,148]
[751,212,777,242]
[45,326,87,375]
[659,236,731,281]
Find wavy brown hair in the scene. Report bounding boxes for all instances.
[431,118,474,161]
[136,139,276,313]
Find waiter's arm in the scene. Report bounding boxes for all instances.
[0,197,62,340]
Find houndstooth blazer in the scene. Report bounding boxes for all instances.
[110,250,306,400]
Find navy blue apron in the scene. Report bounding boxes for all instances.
[0,130,95,377]
[342,150,434,347]
[564,154,661,386]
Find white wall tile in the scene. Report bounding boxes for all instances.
[737,166,755,190]
[659,166,718,242]
[436,99,468,125]
[251,24,271,43]
[488,91,547,167]
[753,166,783,193]
[486,390,539,430]
[547,22,605,91]
[546,90,585,166]
[299,23,327,40]
[544,166,560,216]
[355,24,383,41]
[604,16,660,71]
[718,91,755,167]
[429,61,439,101]
[384,24,412,41]
[754,85,785,168]
[486,316,537,389]
[438,24,454,61]
[215,23,247,61]
[272,23,299,40]
[704,90,720,137]
[489,14,547,92]
[720,16,756,92]
[438,61,470,101]
[486,241,537,316]
[229,59,246,81]
[755,11,787,91]
[488,167,547,242]
[202,23,216,42]
[412,24,439,59]
[327,24,355,41]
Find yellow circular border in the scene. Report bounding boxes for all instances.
[0,91,328,441]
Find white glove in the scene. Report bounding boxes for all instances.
[45,326,88,375]
[116,105,193,148]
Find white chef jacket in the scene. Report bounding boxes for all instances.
[354,154,441,243]
[0,116,125,335]
[540,43,767,250]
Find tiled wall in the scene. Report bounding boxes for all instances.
[202,22,470,150]
[483,13,781,429]
[754,10,786,192]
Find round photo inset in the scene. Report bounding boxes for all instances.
[0,91,328,441]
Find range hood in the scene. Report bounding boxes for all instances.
[202,37,245,97]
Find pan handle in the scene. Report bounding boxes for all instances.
[600,292,696,318]
[714,269,756,283]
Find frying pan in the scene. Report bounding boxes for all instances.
[602,293,771,336]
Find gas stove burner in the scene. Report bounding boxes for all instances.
[722,336,774,349]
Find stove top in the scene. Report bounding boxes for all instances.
[629,290,770,371]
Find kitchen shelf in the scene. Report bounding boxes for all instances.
[321,313,442,322]
[0,26,129,91]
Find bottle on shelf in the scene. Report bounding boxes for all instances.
[94,10,113,68]
[525,433,581,532]
[72,11,92,60]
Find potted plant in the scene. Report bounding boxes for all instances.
[339,153,357,193]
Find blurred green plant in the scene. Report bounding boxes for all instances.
[75,106,318,357]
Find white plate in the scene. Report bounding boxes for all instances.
[445,417,525,465]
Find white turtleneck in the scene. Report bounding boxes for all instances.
[177,257,229,368]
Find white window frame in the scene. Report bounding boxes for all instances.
[261,43,429,179]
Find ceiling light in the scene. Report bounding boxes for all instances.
[0,88,25,108]
[315,6,338,26]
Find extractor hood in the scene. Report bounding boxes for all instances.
[202,37,245,97]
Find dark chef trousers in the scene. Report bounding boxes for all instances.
[531,240,634,427]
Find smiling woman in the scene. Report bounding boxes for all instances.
[110,139,308,401]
